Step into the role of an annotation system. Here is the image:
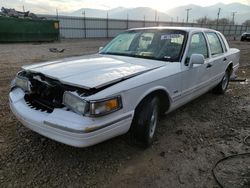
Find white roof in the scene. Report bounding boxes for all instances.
[129,26,217,33]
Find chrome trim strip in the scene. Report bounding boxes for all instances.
[44,114,132,134]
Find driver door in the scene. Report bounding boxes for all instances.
[180,32,211,102]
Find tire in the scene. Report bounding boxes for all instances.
[213,69,230,94]
[131,96,160,148]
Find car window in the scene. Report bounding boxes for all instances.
[104,32,136,53]
[100,29,187,62]
[217,33,228,52]
[206,32,223,56]
[186,32,208,62]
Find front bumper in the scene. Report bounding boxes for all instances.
[9,88,133,147]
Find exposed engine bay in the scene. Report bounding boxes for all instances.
[17,71,97,113]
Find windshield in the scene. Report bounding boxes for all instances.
[100,29,187,62]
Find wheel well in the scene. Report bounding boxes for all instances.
[136,90,170,115]
[227,63,233,76]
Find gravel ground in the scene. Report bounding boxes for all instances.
[0,39,249,188]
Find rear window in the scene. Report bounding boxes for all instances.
[217,33,228,52]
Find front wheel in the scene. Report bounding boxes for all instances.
[131,96,160,148]
[213,70,230,94]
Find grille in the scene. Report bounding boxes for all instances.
[24,95,54,113]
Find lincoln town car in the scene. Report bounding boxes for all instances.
[9,27,240,147]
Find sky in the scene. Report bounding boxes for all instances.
[1,0,250,14]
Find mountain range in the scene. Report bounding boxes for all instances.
[69,3,250,24]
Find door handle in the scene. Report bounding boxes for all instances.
[223,57,227,62]
[206,63,212,68]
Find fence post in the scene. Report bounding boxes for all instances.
[222,24,225,36]
[234,25,238,39]
[229,24,232,38]
[83,11,87,39]
[240,25,243,35]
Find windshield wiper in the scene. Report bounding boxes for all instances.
[100,52,174,62]
[100,52,133,57]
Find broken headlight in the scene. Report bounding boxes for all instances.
[14,76,31,92]
[63,92,88,115]
[63,92,122,116]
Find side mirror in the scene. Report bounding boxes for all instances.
[99,47,103,53]
[189,54,205,68]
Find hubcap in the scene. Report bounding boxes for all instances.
[149,107,158,138]
[222,73,229,91]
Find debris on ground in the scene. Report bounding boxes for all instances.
[49,48,65,53]
[0,39,249,188]
[0,7,45,20]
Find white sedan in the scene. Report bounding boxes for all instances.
[9,27,240,148]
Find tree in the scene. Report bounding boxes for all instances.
[243,20,250,26]
[196,17,231,25]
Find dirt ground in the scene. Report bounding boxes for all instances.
[0,39,249,188]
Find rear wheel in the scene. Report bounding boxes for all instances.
[213,69,230,94]
[131,96,160,148]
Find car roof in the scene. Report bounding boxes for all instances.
[128,26,217,33]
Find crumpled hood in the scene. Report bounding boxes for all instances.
[22,54,166,89]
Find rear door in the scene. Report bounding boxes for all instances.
[205,32,226,85]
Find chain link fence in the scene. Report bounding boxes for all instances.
[42,14,250,39]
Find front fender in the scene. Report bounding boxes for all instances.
[134,86,172,110]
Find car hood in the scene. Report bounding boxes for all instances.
[23,54,166,89]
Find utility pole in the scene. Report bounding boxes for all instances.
[232,12,237,25]
[217,8,221,25]
[22,5,25,12]
[56,9,59,20]
[186,8,192,23]
[177,16,179,22]
[155,10,157,22]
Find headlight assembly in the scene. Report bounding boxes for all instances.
[63,92,122,116]
[63,92,88,115]
[15,76,31,92]
[89,96,122,116]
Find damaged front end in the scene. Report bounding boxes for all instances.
[12,71,123,117]
[12,71,97,113]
